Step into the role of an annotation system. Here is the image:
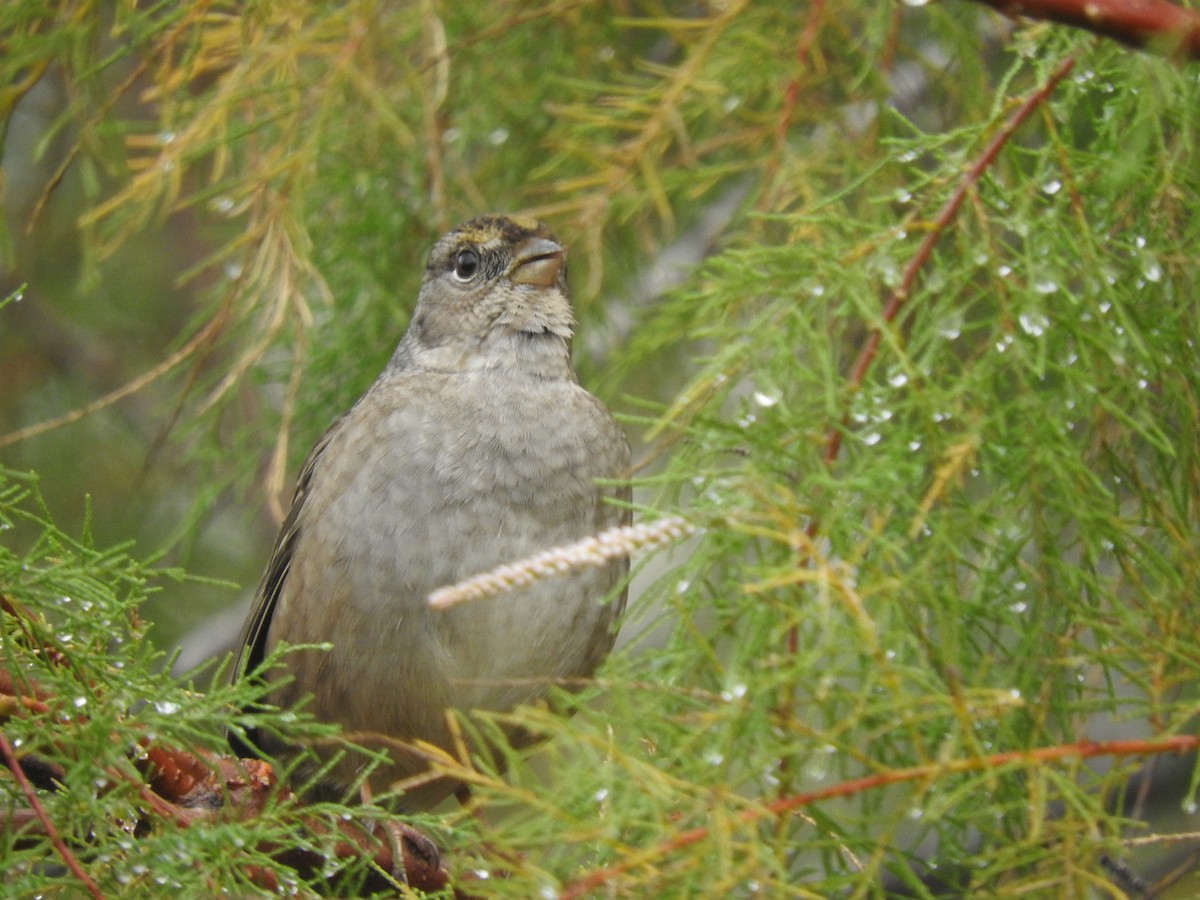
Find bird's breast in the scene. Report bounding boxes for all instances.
[312,369,626,589]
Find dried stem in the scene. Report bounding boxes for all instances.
[428,517,696,610]
[0,298,234,450]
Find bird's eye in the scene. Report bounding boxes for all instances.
[452,249,479,282]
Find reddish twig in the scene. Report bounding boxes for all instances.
[757,1,827,213]
[560,734,1199,899]
[821,52,1078,474]
[794,0,826,69]
[0,731,106,900]
[784,56,1079,658]
[969,0,1200,61]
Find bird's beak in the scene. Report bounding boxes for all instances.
[510,237,565,288]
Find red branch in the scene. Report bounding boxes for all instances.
[820,52,1078,473]
[0,731,106,900]
[970,0,1200,60]
[786,56,1079,658]
[560,734,1199,899]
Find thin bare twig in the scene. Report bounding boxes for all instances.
[0,732,106,900]
[0,300,232,450]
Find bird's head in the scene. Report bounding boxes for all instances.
[395,215,576,376]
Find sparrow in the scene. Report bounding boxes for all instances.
[233,215,630,810]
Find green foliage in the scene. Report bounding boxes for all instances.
[0,466,451,896]
[2,1,1199,896]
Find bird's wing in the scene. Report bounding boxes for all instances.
[229,417,342,754]
[234,418,343,679]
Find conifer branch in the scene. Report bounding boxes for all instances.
[560,735,1200,900]
[821,52,1079,473]
[0,732,105,900]
[0,597,450,896]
